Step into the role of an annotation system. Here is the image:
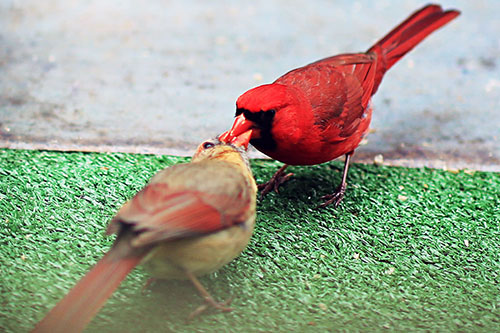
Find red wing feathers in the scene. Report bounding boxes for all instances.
[276,53,377,140]
[310,52,376,68]
[110,182,248,247]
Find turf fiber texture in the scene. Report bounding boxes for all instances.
[1,148,499,332]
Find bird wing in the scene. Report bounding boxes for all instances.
[275,53,377,141]
[107,162,253,247]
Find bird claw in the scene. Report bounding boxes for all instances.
[317,183,347,208]
[258,173,293,197]
[187,297,233,320]
[258,165,293,198]
[206,295,233,310]
[141,277,157,294]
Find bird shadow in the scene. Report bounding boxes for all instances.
[87,272,237,332]
[256,162,345,206]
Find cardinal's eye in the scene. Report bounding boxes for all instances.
[262,109,276,121]
[203,142,215,149]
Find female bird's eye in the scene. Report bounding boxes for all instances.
[203,142,215,149]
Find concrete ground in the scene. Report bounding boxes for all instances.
[1,0,499,171]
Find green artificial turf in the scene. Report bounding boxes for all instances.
[1,148,499,332]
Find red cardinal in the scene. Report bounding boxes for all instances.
[33,133,256,333]
[219,4,460,207]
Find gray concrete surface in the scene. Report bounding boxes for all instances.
[1,0,499,171]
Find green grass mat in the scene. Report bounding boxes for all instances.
[1,148,499,332]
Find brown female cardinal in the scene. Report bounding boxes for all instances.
[219,4,460,207]
[33,132,256,333]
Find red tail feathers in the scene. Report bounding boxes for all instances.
[33,251,143,333]
[368,4,460,94]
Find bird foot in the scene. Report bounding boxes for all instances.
[258,165,293,197]
[141,277,157,294]
[185,271,233,320]
[188,296,233,320]
[318,183,347,208]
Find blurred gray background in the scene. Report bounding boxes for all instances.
[1,0,499,170]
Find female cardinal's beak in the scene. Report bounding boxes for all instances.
[219,114,254,144]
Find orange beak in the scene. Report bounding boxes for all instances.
[219,114,255,144]
[228,129,253,150]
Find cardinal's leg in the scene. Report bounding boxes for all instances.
[186,271,232,319]
[258,164,293,197]
[318,152,352,208]
[141,277,157,294]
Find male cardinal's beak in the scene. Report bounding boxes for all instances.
[229,129,253,149]
[219,114,255,144]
